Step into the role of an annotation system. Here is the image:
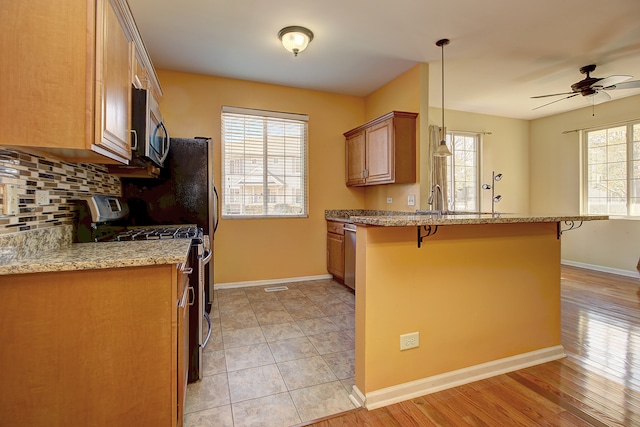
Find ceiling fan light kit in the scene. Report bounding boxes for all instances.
[532,64,640,111]
[278,26,314,57]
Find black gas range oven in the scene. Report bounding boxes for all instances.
[75,195,212,383]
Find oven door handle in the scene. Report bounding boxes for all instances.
[201,311,212,349]
[200,248,212,265]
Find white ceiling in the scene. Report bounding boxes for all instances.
[128,0,640,120]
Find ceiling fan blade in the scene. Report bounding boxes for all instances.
[604,80,640,90]
[530,91,575,99]
[532,93,580,110]
[593,75,632,89]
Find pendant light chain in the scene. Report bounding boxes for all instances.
[441,41,445,133]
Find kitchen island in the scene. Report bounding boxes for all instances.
[328,211,607,410]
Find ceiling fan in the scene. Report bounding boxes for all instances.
[531,64,640,110]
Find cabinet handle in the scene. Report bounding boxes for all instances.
[130,129,138,150]
[363,169,369,178]
[188,286,195,306]
[182,267,193,275]
[201,312,212,349]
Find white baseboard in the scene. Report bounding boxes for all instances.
[360,345,566,410]
[349,385,365,408]
[214,274,333,290]
[561,259,639,278]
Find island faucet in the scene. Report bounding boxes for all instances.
[428,184,446,214]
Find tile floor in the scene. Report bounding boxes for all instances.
[184,279,357,427]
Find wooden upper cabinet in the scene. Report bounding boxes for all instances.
[0,0,160,164]
[345,131,366,186]
[365,118,394,184]
[94,0,134,162]
[344,111,418,187]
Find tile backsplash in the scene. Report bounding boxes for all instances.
[0,148,121,235]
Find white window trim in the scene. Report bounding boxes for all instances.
[581,120,640,219]
[446,131,482,212]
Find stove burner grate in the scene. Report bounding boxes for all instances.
[111,226,201,241]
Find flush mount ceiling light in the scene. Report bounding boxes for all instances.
[278,26,314,57]
[434,38,452,157]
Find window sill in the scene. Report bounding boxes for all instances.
[606,215,640,221]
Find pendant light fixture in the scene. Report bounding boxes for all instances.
[278,26,314,57]
[434,38,453,157]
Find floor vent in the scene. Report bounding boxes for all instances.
[264,286,289,292]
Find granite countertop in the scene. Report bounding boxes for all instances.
[325,209,409,223]
[325,209,608,226]
[0,225,192,276]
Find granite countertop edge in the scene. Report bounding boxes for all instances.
[347,213,609,226]
[0,233,192,276]
[325,209,608,226]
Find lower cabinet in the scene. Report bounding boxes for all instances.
[327,220,345,282]
[177,272,191,425]
[0,263,192,427]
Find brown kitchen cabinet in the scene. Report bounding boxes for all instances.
[177,264,191,425]
[327,220,345,281]
[0,262,192,427]
[344,111,418,186]
[0,0,161,164]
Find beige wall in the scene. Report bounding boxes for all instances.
[428,108,531,214]
[361,64,426,211]
[531,94,640,275]
[157,70,366,284]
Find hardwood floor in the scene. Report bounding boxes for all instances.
[298,265,640,426]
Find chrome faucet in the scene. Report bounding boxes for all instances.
[428,184,446,214]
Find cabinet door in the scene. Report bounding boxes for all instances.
[0,265,175,426]
[0,0,90,152]
[345,131,366,186]
[94,0,132,162]
[365,118,394,184]
[177,282,190,427]
[327,232,345,280]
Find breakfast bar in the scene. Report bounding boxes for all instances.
[336,211,607,410]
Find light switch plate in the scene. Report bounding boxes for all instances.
[3,184,19,215]
[386,197,393,204]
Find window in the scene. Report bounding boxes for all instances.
[445,132,480,211]
[584,122,640,217]
[221,106,308,218]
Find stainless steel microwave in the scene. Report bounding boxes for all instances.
[131,87,170,168]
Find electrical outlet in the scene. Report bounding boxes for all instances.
[386,197,393,204]
[36,190,49,206]
[400,332,419,350]
[407,194,415,206]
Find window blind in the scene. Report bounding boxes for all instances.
[221,106,308,218]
